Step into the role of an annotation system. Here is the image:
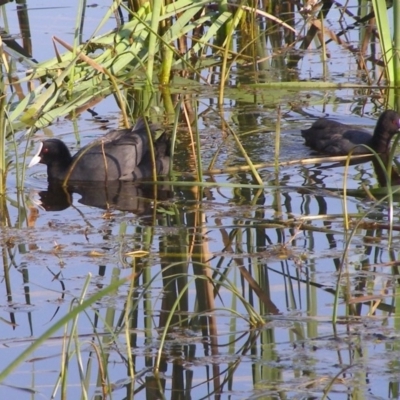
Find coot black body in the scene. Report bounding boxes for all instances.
[29,118,170,182]
[301,110,400,155]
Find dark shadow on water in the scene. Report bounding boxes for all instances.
[34,181,172,215]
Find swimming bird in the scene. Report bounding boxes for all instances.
[29,118,170,182]
[301,110,400,155]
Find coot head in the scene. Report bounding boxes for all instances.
[29,139,73,180]
[29,139,72,167]
[374,110,400,136]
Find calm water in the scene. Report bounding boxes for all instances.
[1,1,400,399]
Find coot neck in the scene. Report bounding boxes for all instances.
[369,126,392,153]
[46,157,72,181]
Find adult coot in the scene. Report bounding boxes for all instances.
[29,118,170,182]
[301,110,400,155]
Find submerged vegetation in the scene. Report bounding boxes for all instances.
[0,0,400,398]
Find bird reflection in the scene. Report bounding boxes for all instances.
[33,181,171,215]
[304,153,400,189]
[372,156,400,188]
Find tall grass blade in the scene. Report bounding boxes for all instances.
[0,36,6,195]
[147,0,162,88]
[371,0,395,83]
[274,106,281,173]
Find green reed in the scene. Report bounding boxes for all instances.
[0,39,6,196]
[371,0,396,83]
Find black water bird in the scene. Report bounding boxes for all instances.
[301,110,400,156]
[29,118,170,182]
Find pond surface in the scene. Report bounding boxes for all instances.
[1,1,400,399]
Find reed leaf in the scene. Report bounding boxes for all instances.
[371,0,395,82]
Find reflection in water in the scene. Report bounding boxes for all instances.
[299,153,400,192]
[5,171,400,399]
[32,181,172,215]
[372,156,400,188]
